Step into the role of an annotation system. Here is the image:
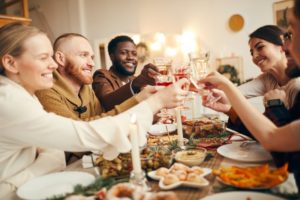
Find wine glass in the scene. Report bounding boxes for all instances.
[172,64,191,110]
[153,57,173,87]
[189,51,221,108]
[153,57,174,118]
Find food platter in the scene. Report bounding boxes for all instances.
[213,164,288,190]
[148,163,211,190]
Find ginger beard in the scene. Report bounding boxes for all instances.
[65,59,93,85]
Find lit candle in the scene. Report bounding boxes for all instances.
[129,114,142,174]
[175,108,184,147]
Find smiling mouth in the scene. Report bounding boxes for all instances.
[257,59,265,66]
[42,73,53,79]
[124,62,136,68]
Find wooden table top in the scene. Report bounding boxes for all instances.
[66,150,224,200]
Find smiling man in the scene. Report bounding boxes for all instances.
[35,33,146,163]
[92,35,158,111]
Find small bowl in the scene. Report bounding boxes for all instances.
[175,148,207,166]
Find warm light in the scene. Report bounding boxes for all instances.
[132,34,141,44]
[150,42,161,51]
[179,31,197,54]
[165,47,177,57]
[154,32,166,44]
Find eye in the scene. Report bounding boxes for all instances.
[256,45,264,51]
[283,32,292,42]
[132,51,137,56]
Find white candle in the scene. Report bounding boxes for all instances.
[129,114,142,174]
[175,108,184,147]
[191,93,196,119]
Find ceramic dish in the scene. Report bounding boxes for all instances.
[148,166,211,190]
[148,124,177,136]
[158,176,209,190]
[213,164,288,190]
[217,141,272,162]
[200,191,285,200]
[175,148,207,166]
[17,171,95,200]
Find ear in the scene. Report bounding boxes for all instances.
[279,45,285,53]
[1,54,19,74]
[109,53,115,62]
[54,51,66,67]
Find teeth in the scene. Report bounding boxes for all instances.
[257,59,264,65]
[43,73,53,78]
[125,63,134,67]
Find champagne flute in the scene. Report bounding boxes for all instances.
[172,65,191,110]
[189,51,221,109]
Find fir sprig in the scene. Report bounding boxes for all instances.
[46,176,129,200]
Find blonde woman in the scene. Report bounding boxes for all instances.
[0,23,188,197]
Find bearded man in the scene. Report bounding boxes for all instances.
[36,33,153,163]
[92,35,159,111]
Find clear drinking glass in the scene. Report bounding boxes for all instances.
[189,51,221,107]
[172,64,191,110]
[153,57,174,117]
[153,57,173,87]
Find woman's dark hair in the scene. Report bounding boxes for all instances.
[249,25,284,46]
[294,0,300,20]
[108,35,135,55]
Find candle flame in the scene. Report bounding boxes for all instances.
[130,114,137,124]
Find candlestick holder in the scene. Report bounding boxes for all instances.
[129,170,150,191]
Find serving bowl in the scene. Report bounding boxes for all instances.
[175,148,207,166]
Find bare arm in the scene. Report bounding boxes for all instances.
[201,71,300,151]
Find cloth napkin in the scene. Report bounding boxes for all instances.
[82,154,98,169]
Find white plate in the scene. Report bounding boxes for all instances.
[148,167,212,180]
[17,171,95,200]
[200,191,285,200]
[159,176,209,190]
[148,124,177,135]
[148,167,211,190]
[217,141,272,162]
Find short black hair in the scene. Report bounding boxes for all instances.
[294,0,300,19]
[108,35,135,55]
[249,25,284,46]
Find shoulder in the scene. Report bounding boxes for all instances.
[93,68,111,78]
[36,88,62,101]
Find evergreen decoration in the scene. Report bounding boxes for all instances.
[217,64,241,85]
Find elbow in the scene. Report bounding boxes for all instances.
[256,128,279,151]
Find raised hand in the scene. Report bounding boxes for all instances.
[202,89,232,113]
[146,78,189,113]
[132,63,159,90]
[198,71,232,90]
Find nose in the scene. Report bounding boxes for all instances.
[127,52,136,60]
[49,57,58,69]
[283,40,290,52]
[252,50,259,60]
[87,56,95,68]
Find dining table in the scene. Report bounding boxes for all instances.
[64,140,297,200]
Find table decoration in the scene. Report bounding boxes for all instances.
[129,114,149,191]
[175,108,184,147]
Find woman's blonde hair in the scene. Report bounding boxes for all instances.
[0,22,44,75]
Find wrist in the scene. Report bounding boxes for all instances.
[265,99,284,108]
[131,78,142,93]
[146,93,164,114]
